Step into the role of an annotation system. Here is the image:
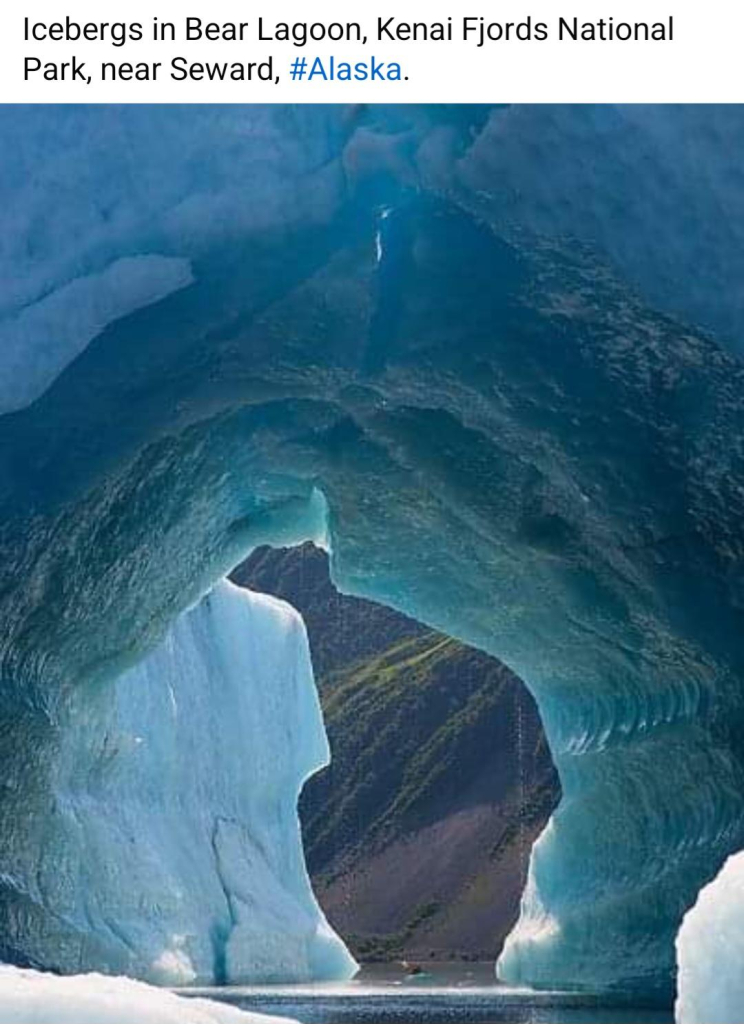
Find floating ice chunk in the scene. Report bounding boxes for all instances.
[0,254,192,413]
[675,851,744,1023]
[0,966,296,1024]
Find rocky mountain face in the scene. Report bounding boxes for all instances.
[232,543,559,961]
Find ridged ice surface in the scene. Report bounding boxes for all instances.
[2,105,744,999]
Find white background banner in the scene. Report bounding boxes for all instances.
[0,0,739,103]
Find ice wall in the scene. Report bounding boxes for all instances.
[3,105,744,998]
[0,579,354,983]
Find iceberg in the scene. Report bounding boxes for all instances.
[0,965,297,1024]
[675,852,744,1024]
[2,104,744,998]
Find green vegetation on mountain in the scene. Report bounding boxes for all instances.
[232,543,559,960]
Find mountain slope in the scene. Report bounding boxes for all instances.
[232,543,559,960]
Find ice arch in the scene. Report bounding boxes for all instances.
[2,104,744,998]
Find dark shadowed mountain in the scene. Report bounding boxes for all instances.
[232,543,559,961]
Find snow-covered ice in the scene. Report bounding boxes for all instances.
[23,579,355,984]
[675,850,744,1024]
[0,966,297,1024]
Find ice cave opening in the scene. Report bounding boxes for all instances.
[4,104,744,1012]
[231,541,560,968]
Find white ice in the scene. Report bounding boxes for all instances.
[675,850,744,1023]
[0,966,298,1024]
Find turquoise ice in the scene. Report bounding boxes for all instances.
[2,105,744,997]
[52,580,354,983]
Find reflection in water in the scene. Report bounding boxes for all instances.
[178,963,674,1024]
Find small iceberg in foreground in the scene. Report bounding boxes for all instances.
[676,850,744,1023]
[0,966,297,1024]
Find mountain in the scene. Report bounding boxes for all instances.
[232,543,559,961]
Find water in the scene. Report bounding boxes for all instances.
[177,963,674,1024]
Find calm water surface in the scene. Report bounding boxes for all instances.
[178,962,674,1024]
